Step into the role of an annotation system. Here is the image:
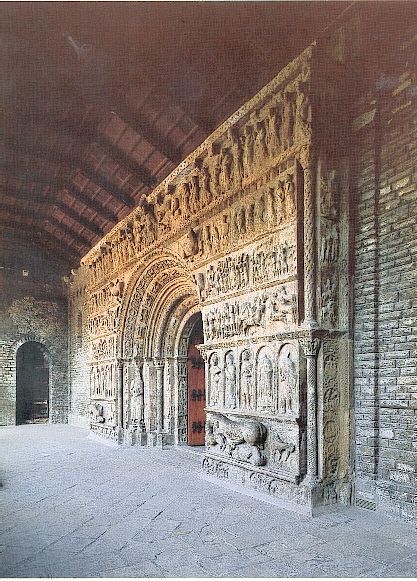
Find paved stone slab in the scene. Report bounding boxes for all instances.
[1,424,417,578]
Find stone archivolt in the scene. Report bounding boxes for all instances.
[69,43,352,512]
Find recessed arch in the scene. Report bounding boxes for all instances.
[120,251,205,445]
[16,341,50,425]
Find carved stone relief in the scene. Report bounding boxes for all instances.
[278,344,299,415]
[206,411,267,466]
[256,348,274,411]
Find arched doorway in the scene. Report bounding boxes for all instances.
[16,342,49,424]
[187,315,205,446]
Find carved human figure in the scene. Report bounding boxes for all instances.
[321,277,336,325]
[278,346,298,414]
[130,361,144,426]
[320,221,339,264]
[240,350,254,409]
[255,193,266,227]
[242,125,254,177]
[209,353,222,407]
[224,352,237,409]
[220,213,230,246]
[283,174,296,218]
[182,229,198,259]
[295,80,312,142]
[267,100,283,155]
[253,119,268,167]
[281,91,295,150]
[188,175,201,214]
[200,163,213,205]
[257,352,273,408]
[235,206,246,238]
[220,148,233,191]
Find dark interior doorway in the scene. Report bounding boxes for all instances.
[187,315,205,446]
[16,342,49,425]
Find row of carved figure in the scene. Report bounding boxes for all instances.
[85,66,311,282]
[208,345,298,415]
[198,231,297,301]
[203,284,297,340]
[86,170,298,285]
[90,362,116,399]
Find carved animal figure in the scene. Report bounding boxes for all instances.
[207,412,267,466]
[271,437,295,462]
[89,402,105,423]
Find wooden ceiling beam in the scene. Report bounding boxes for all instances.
[1,187,104,239]
[0,202,91,249]
[0,219,80,266]
[2,164,119,225]
[4,145,137,211]
[7,125,157,192]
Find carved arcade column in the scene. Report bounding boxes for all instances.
[302,158,318,328]
[300,337,321,484]
[153,358,165,433]
[116,358,125,430]
[134,355,145,430]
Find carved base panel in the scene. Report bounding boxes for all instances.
[203,454,353,515]
[123,428,175,448]
[90,423,120,443]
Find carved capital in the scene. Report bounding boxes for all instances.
[299,337,321,357]
[153,357,165,369]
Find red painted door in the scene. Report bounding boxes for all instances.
[187,324,205,445]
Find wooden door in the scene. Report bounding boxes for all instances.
[187,324,205,445]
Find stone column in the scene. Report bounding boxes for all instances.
[153,358,164,434]
[302,156,318,328]
[116,358,124,432]
[133,355,145,430]
[300,337,321,484]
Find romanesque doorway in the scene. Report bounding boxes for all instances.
[16,342,49,425]
[187,316,205,446]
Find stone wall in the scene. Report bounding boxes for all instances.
[0,233,69,425]
[353,28,417,519]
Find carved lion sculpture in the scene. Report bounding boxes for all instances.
[89,402,105,424]
[207,412,267,466]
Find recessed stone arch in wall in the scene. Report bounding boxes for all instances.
[120,251,203,445]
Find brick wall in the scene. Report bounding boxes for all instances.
[353,29,417,518]
[0,233,69,425]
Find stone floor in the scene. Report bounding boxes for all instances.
[1,425,417,578]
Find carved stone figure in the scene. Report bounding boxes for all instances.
[267,99,283,156]
[130,361,144,427]
[283,174,296,218]
[89,402,105,423]
[320,220,339,264]
[209,353,222,407]
[271,436,296,462]
[224,352,237,409]
[206,412,267,466]
[281,90,295,150]
[257,352,273,409]
[321,277,337,325]
[295,79,312,142]
[182,229,198,259]
[278,345,298,414]
[240,350,254,410]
